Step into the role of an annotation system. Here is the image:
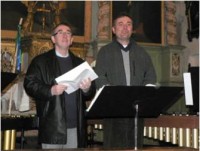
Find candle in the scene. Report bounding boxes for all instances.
[19,18,23,25]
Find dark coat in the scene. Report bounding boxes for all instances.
[24,49,95,147]
[95,39,157,148]
[95,39,156,88]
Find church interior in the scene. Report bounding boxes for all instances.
[1,1,199,151]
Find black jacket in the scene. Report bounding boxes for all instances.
[24,49,95,147]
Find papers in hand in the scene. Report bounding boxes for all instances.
[86,85,105,112]
[55,61,98,94]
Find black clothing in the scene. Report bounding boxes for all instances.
[24,49,95,147]
[95,39,156,87]
[57,56,77,128]
[95,39,156,148]
[116,40,132,52]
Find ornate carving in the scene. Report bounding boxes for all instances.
[1,40,16,73]
[50,2,66,27]
[3,2,94,71]
[165,1,177,45]
[21,33,87,63]
[171,53,180,76]
[97,1,111,40]
[21,34,53,64]
[21,1,66,34]
[22,1,37,34]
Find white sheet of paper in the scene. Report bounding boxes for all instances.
[145,84,156,87]
[183,72,194,106]
[86,85,105,112]
[55,61,98,94]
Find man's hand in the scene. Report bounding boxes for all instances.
[51,84,67,96]
[79,78,91,93]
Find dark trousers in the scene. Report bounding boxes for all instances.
[103,118,144,149]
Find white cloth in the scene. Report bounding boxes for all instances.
[1,80,30,114]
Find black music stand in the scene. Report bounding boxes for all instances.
[86,86,183,150]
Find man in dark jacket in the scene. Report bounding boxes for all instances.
[24,23,95,149]
[95,12,156,148]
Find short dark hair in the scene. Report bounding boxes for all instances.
[112,12,133,26]
[51,22,74,36]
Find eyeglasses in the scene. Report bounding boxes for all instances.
[52,30,72,36]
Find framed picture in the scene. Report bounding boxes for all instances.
[112,1,164,45]
[60,1,92,58]
[60,1,92,43]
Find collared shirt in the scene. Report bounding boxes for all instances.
[56,50,69,58]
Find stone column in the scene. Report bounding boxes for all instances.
[97,1,111,41]
[165,1,178,45]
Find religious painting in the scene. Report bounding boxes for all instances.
[112,1,164,45]
[1,1,91,42]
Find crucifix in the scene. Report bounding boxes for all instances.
[36,3,51,32]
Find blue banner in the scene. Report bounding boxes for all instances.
[15,23,22,73]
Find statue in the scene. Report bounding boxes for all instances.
[54,3,61,26]
[22,1,37,34]
[21,1,67,33]
[97,1,110,40]
[50,2,66,27]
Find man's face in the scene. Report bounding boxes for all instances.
[51,25,73,50]
[112,16,133,42]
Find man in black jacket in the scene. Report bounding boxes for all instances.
[24,23,95,149]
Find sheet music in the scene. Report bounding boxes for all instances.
[86,85,106,112]
[145,84,156,87]
[183,72,194,105]
[55,61,98,94]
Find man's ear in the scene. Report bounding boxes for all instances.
[70,37,74,45]
[51,36,55,44]
[112,27,116,34]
